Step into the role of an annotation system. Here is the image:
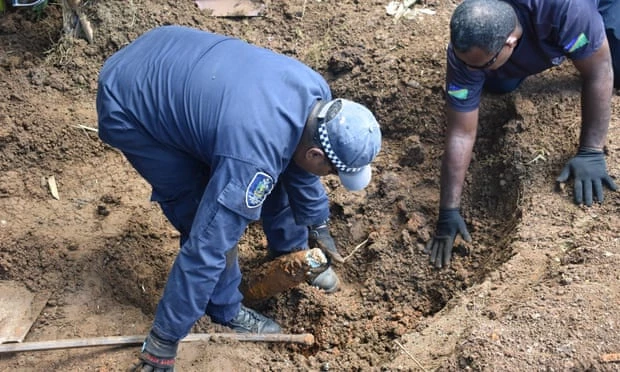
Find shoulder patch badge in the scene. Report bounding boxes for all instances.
[565,33,589,53]
[246,172,274,208]
[448,83,469,100]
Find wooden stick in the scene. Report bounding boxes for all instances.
[0,332,314,353]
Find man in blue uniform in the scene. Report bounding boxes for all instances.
[425,0,618,268]
[96,26,382,371]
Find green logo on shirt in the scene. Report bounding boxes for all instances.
[448,84,468,100]
[566,33,589,53]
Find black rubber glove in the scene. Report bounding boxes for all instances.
[309,220,345,263]
[129,330,178,372]
[557,147,617,206]
[424,208,472,268]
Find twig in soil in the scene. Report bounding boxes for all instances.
[128,0,136,27]
[342,238,369,262]
[526,148,548,164]
[395,340,427,371]
[75,124,98,132]
[301,0,307,19]
[526,153,546,164]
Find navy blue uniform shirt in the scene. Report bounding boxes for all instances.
[446,0,607,111]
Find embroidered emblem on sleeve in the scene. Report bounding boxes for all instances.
[245,172,274,208]
[565,33,589,53]
[447,83,469,100]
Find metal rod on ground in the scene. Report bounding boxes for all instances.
[0,332,315,353]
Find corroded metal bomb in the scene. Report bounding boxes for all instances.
[241,248,330,303]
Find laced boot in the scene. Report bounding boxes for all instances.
[308,266,340,293]
[226,305,281,334]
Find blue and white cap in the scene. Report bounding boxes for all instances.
[316,99,382,191]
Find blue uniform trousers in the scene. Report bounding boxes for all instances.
[99,118,308,324]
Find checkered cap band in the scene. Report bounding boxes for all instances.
[318,122,362,173]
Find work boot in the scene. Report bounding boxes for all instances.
[308,266,340,293]
[227,305,281,334]
[267,248,339,293]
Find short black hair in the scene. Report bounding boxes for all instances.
[450,0,517,54]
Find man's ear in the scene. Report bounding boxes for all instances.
[306,147,325,162]
[506,35,519,49]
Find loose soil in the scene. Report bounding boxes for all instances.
[1,1,619,371]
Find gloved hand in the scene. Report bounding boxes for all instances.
[424,208,472,268]
[557,147,617,206]
[309,220,345,263]
[129,330,178,372]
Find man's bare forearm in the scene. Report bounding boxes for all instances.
[439,108,479,209]
[580,78,611,150]
[574,40,613,150]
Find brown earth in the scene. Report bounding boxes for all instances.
[1,0,619,371]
